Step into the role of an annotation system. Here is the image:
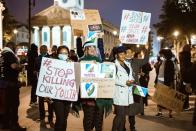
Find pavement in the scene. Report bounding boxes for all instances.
[0,69,196,131]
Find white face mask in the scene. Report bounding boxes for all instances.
[160,57,165,61]
[171,57,175,61]
[58,54,68,61]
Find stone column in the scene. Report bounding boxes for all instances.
[0,2,5,49]
[39,27,42,47]
[60,26,64,46]
[49,26,53,48]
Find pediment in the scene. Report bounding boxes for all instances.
[31,5,71,26]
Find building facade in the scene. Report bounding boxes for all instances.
[31,0,119,52]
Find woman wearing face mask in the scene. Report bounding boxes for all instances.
[112,44,134,131]
[53,45,71,131]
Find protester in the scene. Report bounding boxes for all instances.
[0,42,26,131]
[179,44,192,110]
[156,49,175,118]
[34,45,54,127]
[53,45,72,131]
[80,40,113,131]
[50,45,58,58]
[112,44,134,131]
[154,56,162,84]
[27,44,38,106]
[126,47,149,130]
[69,49,78,62]
[139,62,152,106]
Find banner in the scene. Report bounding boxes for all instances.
[36,57,78,101]
[152,83,186,113]
[80,62,116,98]
[119,10,151,44]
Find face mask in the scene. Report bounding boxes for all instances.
[160,57,165,61]
[58,54,68,61]
[171,57,175,61]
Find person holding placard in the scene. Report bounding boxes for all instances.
[52,45,72,131]
[156,49,175,118]
[80,40,113,131]
[112,44,134,131]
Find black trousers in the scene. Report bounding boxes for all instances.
[82,104,104,131]
[128,116,136,130]
[30,78,37,103]
[38,97,53,122]
[112,105,126,131]
[53,100,71,131]
[3,82,20,127]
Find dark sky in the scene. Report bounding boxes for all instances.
[5,0,164,27]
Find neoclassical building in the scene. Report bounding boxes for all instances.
[31,0,119,51]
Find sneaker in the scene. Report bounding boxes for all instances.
[155,112,163,117]
[184,107,190,111]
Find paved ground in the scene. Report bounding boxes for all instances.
[1,69,196,131]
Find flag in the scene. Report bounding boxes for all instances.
[132,85,148,97]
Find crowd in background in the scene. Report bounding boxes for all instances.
[0,39,196,131]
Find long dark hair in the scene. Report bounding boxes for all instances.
[57,45,69,55]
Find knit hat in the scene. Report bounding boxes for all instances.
[83,40,97,48]
[116,44,126,54]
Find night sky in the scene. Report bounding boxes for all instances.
[5,0,164,27]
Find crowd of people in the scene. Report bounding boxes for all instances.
[0,40,196,131]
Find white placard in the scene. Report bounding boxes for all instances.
[36,57,78,101]
[119,10,151,45]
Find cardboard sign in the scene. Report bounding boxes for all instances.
[70,9,102,37]
[152,83,186,113]
[80,62,116,98]
[119,10,151,44]
[36,57,78,101]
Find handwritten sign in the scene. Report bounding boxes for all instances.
[36,57,78,101]
[119,10,151,45]
[70,9,102,38]
[80,62,116,98]
[152,83,186,113]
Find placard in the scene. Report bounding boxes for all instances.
[80,62,116,98]
[36,57,78,101]
[152,83,186,113]
[119,10,151,44]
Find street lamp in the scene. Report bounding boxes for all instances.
[191,34,196,45]
[157,36,164,52]
[113,30,117,36]
[13,29,18,44]
[173,31,179,37]
[173,30,180,58]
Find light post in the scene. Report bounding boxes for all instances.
[173,30,180,57]
[157,36,163,52]
[13,29,18,44]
